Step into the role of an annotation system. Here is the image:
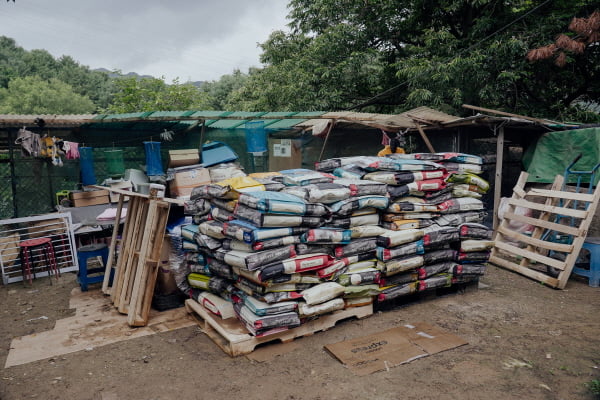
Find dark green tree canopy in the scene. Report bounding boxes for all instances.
[227,0,600,121]
[107,76,210,113]
[0,36,114,112]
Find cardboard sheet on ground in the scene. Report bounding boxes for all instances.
[324,322,468,375]
[4,288,195,368]
[245,341,301,362]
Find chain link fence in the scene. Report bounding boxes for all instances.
[1,145,148,219]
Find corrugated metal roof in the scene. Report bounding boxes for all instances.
[0,114,96,127]
[189,111,233,118]
[0,108,571,132]
[263,119,307,130]
[399,106,460,124]
[208,119,249,129]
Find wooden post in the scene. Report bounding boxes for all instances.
[317,120,336,161]
[414,122,435,153]
[493,125,505,230]
[462,104,560,126]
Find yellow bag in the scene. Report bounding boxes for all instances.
[248,172,282,179]
[215,176,265,198]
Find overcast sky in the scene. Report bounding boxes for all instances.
[0,0,290,82]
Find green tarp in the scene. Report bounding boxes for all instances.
[523,127,600,185]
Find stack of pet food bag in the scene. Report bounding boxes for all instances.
[178,153,493,337]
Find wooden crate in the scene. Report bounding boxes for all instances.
[490,172,600,289]
[185,299,374,356]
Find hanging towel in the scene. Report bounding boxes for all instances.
[65,141,80,159]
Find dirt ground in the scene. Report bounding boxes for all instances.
[1,265,599,400]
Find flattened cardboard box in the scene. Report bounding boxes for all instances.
[325,322,468,375]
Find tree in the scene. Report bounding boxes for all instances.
[0,76,96,114]
[227,27,389,112]
[525,10,600,120]
[0,36,27,88]
[55,55,115,110]
[0,36,116,112]
[107,76,210,113]
[200,69,251,110]
[229,0,599,120]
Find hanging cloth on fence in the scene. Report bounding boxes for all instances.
[40,135,64,166]
[63,141,80,160]
[15,127,42,157]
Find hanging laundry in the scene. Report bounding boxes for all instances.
[64,141,80,160]
[14,128,42,157]
[40,136,64,166]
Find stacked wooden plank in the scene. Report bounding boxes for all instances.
[490,171,600,289]
[100,187,171,326]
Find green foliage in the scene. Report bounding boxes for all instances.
[0,76,96,114]
[587,379,600,395]
[200,69,251,110]
[227,26,389,112]
[107,76,210,113]
[0,36,114,112]
[220,0,600,120]
[0,36,27,88]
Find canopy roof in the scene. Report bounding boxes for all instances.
[0,106,577,133]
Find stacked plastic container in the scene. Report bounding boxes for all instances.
[177,154,493,337]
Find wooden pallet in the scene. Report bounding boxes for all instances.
[97,186,172,326]
[374,279,480,312]
[490,172,600,289]
[185,299,374,356]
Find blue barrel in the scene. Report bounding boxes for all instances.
[79,147,96,186]
[245,121,267,153]
[144,141,164,176]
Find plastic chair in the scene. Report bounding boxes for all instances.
[19,237,59,285]
[572,237,600,287]
[77,243,109,291]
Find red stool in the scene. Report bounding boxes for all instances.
[19,237,59,284]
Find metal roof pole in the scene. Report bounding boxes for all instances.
[198,119,206,164]
[8,128,18,218]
